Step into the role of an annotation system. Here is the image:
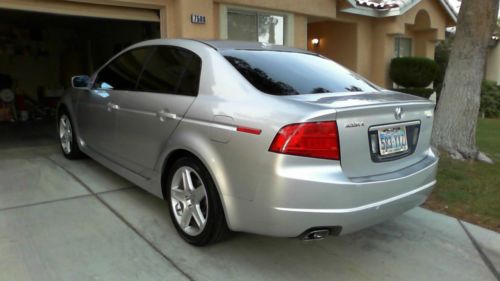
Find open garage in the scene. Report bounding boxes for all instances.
[0,4,160,147]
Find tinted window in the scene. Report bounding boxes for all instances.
[222,50,378,95]
[95,48,151,90]
[137,46,201,96]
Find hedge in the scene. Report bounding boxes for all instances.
[390,57,438,88]
[392,87,434,98]
[481,80,500,118]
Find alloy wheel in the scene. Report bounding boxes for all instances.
[170,166,209,236]
[59,115,72,155]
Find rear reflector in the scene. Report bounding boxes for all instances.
[237,126,262,135]
[269,121,340,160]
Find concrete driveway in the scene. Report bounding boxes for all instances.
[1,144,499,281]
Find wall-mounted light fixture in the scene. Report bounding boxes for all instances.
[311,38,320,47]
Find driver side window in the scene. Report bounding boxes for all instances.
[95,47,151,90]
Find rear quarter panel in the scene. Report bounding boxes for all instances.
[152,47,326,202]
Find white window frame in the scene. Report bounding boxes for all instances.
[219,5,294,47]
[394,36,413,58]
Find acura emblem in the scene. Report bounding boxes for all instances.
[394,107,403,120]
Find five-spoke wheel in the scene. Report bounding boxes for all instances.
[58,111,84,159]
[167,156,230,246]
[59,114,73,155]
[170,166,208,236]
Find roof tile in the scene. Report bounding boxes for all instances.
[356,0,413,10]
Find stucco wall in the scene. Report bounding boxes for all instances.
[486,45,500,84]
[294,14,308,50]
[214,0,336,19]
[398,0,448,41]
[337,0,449,87]
[308,21,358,71]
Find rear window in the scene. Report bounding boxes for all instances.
[222,50,378,95]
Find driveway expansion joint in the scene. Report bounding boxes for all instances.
[45,155,195,281]
[458,219,500,281]
[0,187,136,213]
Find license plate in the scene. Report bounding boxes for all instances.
[378,126,408,156]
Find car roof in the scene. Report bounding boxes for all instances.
[193,39,316,55]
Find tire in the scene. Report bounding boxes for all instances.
[166,156,231,246]
[58,110,84,160]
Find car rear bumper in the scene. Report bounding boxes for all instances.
[222,150,438,237]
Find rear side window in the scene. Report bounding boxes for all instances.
[95,48,151,90]
[137,46,201,96]
[222,50,378,95]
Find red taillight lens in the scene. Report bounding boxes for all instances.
[269,121,340,160]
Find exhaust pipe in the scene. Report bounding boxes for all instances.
[300,229,331,241]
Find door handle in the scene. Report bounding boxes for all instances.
[156,110,177,121]
[107,102,120,111]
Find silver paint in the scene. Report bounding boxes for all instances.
[59,39,438,237]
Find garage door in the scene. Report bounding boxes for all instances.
[0,0,160,23]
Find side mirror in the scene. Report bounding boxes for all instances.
[71,75,90,89]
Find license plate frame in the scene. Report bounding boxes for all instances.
[377,126,409,156]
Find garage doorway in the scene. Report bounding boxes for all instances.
[0,9,160,148]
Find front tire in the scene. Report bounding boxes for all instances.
[166,156,230,246]
[58,111,84,160]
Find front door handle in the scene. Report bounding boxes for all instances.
[107,102,120,111]
[156,109,177,121]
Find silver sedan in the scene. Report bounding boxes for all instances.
[58,39,438,245]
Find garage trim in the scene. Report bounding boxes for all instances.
[0,0,160,22]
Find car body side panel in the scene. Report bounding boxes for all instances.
[112,91,195,177]
[77,88,122,159]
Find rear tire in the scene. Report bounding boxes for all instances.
[166,156,231,246]
[58,111,84,160]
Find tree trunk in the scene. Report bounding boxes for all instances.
[432,0,499,159]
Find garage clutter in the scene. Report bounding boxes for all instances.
[0,23,60,123]
[0,72,50,123]
[0,9,161,124]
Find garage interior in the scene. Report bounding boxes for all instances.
[0,8,160,148]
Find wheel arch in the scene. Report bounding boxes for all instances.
[157,136,234,229]
[160,147,228,202]
[160,149,197,198]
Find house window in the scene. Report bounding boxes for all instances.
[394,37,412,57]
[227,10,285,45]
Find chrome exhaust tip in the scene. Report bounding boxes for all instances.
[301,229,331,241]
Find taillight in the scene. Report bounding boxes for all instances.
[269,121,340,160]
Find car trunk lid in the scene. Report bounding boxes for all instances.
[285,91,436,178]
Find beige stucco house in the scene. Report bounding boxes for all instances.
[0,0,456,89]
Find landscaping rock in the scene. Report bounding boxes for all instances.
[477,151,495,164]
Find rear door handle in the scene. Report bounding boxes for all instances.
[107,102,120,111]
[156,110,177,121]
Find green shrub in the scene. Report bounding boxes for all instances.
[392,87,434,98]
[390,57,439,88]
[481,80,500,118]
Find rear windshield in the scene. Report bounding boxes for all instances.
[222,50,379,96]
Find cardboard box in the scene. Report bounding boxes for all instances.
[0,106,11,122]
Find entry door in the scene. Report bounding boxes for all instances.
[78,47,152,158]
[112,46,202,176]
